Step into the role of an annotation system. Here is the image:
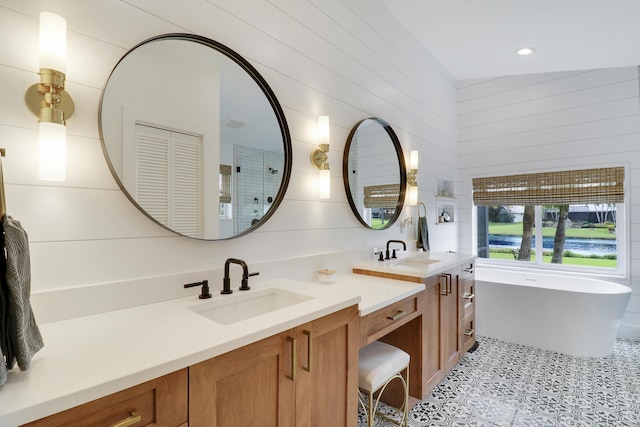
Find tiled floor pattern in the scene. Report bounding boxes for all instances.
[357,336,640,426]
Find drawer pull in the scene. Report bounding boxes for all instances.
[464,328,474,337]
[463,267,474,273]
[303,330,312,373]
[386,310,407,321]
[111,411,141,427]
[439,274,448,295]
[286,336,297,381]
[463,293,475,301]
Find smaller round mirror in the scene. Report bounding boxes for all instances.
[343,117,406,229]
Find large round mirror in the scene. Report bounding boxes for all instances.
[99,34,291,240]
[343,117,406,229]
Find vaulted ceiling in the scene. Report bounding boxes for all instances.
[380,0,640,80]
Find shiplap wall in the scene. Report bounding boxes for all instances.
[457,67,640,337]
[0,0,459,313]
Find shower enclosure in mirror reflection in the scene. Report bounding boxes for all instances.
[343,117,406,230]
[99,34,291,240]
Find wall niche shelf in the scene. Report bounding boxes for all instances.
[436,178,455,199]
[436,204,454,224]
[436,178,455,224]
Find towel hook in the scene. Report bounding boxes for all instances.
[418,202,426,217]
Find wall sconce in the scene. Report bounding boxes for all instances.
[311,116,330,199]
[24,12,74,182]
[407,150,418,206]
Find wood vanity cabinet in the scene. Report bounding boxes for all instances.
[22,369,188,427]
[423,267,462,393]
[189,305,359,427]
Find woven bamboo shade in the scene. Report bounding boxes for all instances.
[472,167,624,206]
[219,164,232,204]
[364,184,400,209]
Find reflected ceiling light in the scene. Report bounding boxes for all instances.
[517,47,536,56]
[311,116,330,199]
[25,12,74,181]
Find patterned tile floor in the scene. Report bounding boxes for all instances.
[357,336,640,427]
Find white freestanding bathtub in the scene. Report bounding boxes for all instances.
[476,269,632,357]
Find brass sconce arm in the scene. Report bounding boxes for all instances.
[25,68,74,125]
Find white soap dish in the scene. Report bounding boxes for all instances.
[317,269,337,284]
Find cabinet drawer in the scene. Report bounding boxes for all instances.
[462,312,475,352]
[461,280,475,319]
[361,295,419,345]
[23,369,188,427]
[461,262,474,278]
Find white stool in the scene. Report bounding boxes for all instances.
[358,341,410,427]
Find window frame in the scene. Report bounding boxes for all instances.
[472,166,629,280]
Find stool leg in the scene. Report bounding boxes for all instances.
[368,390,375,427]
[402,365,409,427]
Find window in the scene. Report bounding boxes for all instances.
[474,167,624,273]
[363,184,400,228]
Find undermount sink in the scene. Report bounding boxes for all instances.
[394,257,440,268]
[189,287,313,325]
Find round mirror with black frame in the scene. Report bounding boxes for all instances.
[342,117,406,230]
[99,33,291,240]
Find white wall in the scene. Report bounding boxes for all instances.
[0,0,459,319]
[457,67,640,338]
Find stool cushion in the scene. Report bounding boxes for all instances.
[358,341,410,392]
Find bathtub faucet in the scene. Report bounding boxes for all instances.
[385,240,406,260]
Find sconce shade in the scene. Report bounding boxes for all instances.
[407,150,418,205]
[311,116,331,198]
[318,115,330,145]
[410,150,419,170]
[319,168,330,199]
[39,12,67,73]
[25,12,73,182]
[408,184,418,206]
[39,122,66,181]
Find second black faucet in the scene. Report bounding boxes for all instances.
[385,240,406,260]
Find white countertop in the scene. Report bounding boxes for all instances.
[0,253,474,426]
[336,273,424,316]
[0,273,428,426]
[353,251,475,279]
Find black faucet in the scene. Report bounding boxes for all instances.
[222,258,259,294]
[385,240,406,260]
[184,280,212,299]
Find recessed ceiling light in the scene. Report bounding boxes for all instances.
[517,47,535,56]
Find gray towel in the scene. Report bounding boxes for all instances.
[418,215,430,251]
[3,215,43,372]
[0,347,6,386]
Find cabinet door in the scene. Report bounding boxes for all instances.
[295,306,359,427]
[423,275,444,393]
[441,268,462,372]
[189,332,296,427]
